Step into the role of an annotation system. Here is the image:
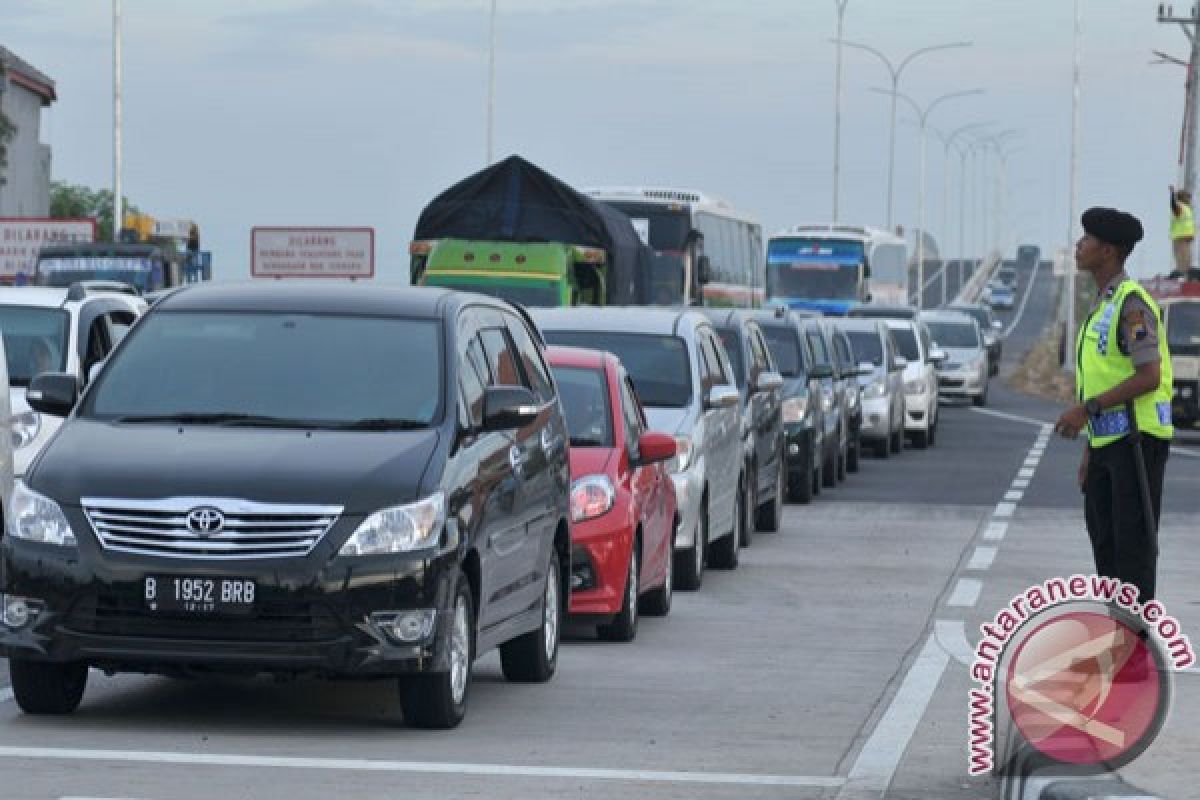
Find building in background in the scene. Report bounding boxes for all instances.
[0,45,56,217]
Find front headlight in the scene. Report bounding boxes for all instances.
[571,475,615,522]
[782,395,808,423]
[10,411,40,450]
[864,381,887,399]
[339,492,445,556]
[8,480,76,547]
[905,379,927,395]
[670,435,694,473]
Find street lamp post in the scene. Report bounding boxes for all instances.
[872,87,984,308]
[932,122,993,303]
[835,38,972,229]
[486,0,497,165]
[112,0,123,242]
[832,0,849,222]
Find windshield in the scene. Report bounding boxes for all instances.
[648,253,686,306]
[36,256,163,291]
[1167,303,1200,349]
[551,365,613,448]
[889,326,920,361]
[605,203,691,251]
[845,330,883,366]
[761,326,805,378]
[0,305,70,387]
[543,331,692,408]
[85,312,442,427]
[926,321,980,349]
[716,328,745,386]
[950,307,989,328]
[425,279,560,308]
[767,238,863,300]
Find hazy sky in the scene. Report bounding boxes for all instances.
[4,0,1189,280]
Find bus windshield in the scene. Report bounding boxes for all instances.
[605,203,691,251]
[767,238,863,300]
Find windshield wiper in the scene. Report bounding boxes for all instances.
[320,418,430,431]
[114,413,322,428]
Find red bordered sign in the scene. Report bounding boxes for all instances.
[250,227,375,279]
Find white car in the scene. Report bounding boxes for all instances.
[884,318,943,449]
[920,310,990,407]
[0,283,146,475]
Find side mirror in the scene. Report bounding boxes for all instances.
[482,386,540,431]
[810,364,833,380]
[27,372,79,417]
[697,255,713,285]
[929,349,948,365]
[856,360,876,377]
[752,370,784,393]
[634,431,677,466]
[705,385,740,410]
[892,356,909,371]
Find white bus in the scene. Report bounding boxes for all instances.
[765,224,908,315]
[586,187,764,307]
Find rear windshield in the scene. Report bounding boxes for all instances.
[761,326,805,378]
[0,305,70,386]
[925,320,980,349]
[551,365,613,448]
[716,328,745,386]
[845,330,883,366]
[85,312,443,427]
[889,326,920,361]
[542,331,692,408]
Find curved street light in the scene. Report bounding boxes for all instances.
[930,121,995,303]
[834,38,972,228]
[871,87,985,307]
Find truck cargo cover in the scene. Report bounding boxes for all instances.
[414,155,650,304]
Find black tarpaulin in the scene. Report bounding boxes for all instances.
[413,155,649,304]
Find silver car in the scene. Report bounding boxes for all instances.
[837,319,907,458]
[919,310,990,406]
[532,307,744,591]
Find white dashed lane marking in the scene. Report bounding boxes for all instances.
[994,502,1016,518]
[1012,479,1030,489]
[948,579,983,607]
[967,547,998,571]
[1004,490,1024,502]
[983,521,1008,541]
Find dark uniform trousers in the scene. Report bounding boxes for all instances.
[1084,434,1170,603]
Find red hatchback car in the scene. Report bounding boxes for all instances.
[546,346,678,642]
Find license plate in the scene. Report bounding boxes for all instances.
[144,575,256,615]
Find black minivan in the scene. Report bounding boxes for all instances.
[1,284,571,729]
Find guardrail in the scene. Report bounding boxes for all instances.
[952,251,1003,305]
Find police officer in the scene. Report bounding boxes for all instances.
[1170,185,1194,272]
[1054,207,1173,603]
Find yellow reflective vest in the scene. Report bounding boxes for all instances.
[1076,279,1173,447]
[1171,202,1195,240]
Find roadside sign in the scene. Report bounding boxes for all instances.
[251,227,375,279]
[0,218,96,279]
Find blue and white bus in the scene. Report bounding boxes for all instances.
[765,225,908,315]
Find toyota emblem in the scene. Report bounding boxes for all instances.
[186,507,225,536]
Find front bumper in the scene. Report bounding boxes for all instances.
[859,396,892,440]
[568,514,634,618]
[0,532,461,678]
[903,392,932,431]
[937,368,986,398]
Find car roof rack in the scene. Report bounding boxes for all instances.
[65,281,142,301]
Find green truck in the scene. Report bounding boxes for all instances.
[409,156,652,308]
[411,238,607,307]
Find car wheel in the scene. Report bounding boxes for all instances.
[674,504,707,591]
[400,575,473,728]
[890,425,904,454]
[837,439,848,481]
[640,529,673,617]
[822,440,837,488]
[911,426,929,449]
[787,461,814,504]
[812,457,823,494]
[756,460,784,531]
[928,415,938,447]
[846,433,860,473]
[740,469,754,547]
[973,385,988,407]
[9,659,87,715]
[708,484,741,570]
[500,553,561,682]
[598,545,639,642]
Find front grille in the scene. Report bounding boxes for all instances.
[63,592,344,643]
[82,497,343,560]
[939,378,964,389]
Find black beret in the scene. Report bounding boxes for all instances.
[1082,207,1144,249]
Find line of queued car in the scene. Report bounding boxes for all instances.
[0,278,1002,731]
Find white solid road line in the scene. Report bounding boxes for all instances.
[839,634,950,795]
[967,547,998,571]
[1001,257,1042,339]
[969,407,1050,428]
[947,578,983,608]
[0,747,845,789]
